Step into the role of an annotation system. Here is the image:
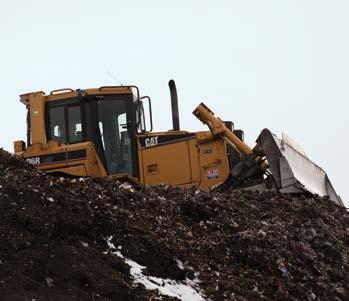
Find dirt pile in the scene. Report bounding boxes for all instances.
[0,149,348,301]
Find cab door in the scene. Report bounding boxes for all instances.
[96,94,138,177]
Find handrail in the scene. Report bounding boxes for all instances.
[50,88,74,95]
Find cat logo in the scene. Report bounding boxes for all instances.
[26,157,41,165]
[145,136,159,147]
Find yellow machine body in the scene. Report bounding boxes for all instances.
[14,86,233,191]
[138,131,230,190]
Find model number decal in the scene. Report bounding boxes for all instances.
[145,136,159,147]
[26,157,41,165]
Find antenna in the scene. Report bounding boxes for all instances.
[107,72,123,86]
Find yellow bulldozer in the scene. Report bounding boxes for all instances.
[13,80,343,206]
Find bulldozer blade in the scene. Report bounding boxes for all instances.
[256,129,343,206]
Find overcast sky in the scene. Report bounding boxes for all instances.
[1,0,348,206]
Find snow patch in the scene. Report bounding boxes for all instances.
[106,236,206,301]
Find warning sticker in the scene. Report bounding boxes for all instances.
[207,169,219,179]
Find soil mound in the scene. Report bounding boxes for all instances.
[0,149,348,300]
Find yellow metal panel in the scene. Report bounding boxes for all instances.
[187,139,201,186]
[141,141,193,186]
[54,165,87,177]
[13,140,25,153]
[29,92,46,146]
[20,87,134,103]
[197,138,230,191]
[21,142,107,178]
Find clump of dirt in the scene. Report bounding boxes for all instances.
[0,149,348,300]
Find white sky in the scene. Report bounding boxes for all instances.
[1,0,348,206]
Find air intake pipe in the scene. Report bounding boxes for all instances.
[168,79,180,131]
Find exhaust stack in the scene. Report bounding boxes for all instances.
[169,79,180,131]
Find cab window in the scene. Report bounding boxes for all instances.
[47,104,83,144]
[67,106,82,143]
[49,107,66,143]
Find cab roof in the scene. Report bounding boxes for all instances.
[19,86,136,105]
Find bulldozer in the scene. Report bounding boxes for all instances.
[13,80,343,206]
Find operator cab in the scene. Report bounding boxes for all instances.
[44,86,151,178]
